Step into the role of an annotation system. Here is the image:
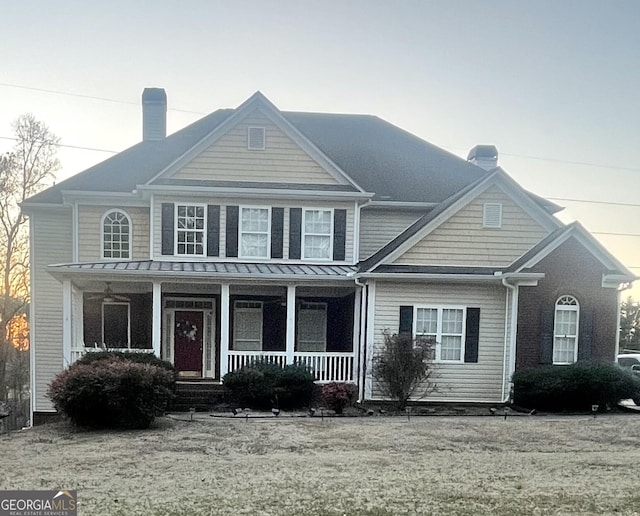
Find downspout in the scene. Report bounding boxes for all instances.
[352,274,367,402]
[615,282,633,357]
[501,277,518,403]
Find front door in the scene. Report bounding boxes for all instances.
[173,310,204,375]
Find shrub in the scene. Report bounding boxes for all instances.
[48,358,176,429]
[512,363,640,412]
[76,351,176,373]
[223,361,315,410]
[321,382,357,414]
[372,333,437,410]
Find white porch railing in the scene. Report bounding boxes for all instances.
[226,351,355,383]
[70,347,155,365]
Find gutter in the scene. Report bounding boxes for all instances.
[500,277,518,403]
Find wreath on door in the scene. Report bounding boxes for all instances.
[176,320,198,341]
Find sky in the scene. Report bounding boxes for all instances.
[1,0,639,298]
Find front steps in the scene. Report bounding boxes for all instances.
[170,380,228,412]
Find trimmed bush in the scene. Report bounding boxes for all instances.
[321,382,357,414]
[513,363,640,412]
[223,361,315,410]
[76,351,176,373]
[48,357,176,429]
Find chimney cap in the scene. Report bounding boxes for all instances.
[142,88,167,103]
[467,145,498,161]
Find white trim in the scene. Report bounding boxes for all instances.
[100,208,133,261]
[508,284,519,393]
[149,195,155,260]
[220,283,230,377]
[352,285,362,394]
[413,305,467,363]
[286,284,296,363]
[29,216,36,424]
[239,205,271,259]
[62,280,72,367]
[174,203,207,257]
[152,282,162,357]
[101,301,131,348]
[353,201,360,263]
[302,207,333,261]
[247,126,266,150]
[72,201,79,262]
[364,281,376,399]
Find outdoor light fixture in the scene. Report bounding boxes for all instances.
[308,408,316,417]
[503,406,509,420]
[591,404,599,418]
[189,407,196,421]
[232,407,243,416]
[272,408,281,417]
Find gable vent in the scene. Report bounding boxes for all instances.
[483,203,502,228]
[247,127,266,150]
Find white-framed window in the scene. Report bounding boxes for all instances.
[415,306,466,362]
[233,301,263,351]
[297,302,327,352]
[102,302,130,348]
[483,203,503,228]
[247,126,266,150]
[303,209,333,260]
[101,209,131,259]
[553,295,579,364]
[240,206,270,258]
[175,204,206,256]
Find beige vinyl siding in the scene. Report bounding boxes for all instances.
[395,186,550,266]
[172,109,340,185]
[78,205,150,262]
[152,196,354,263]
[359,207,425,259]
[372,282,506,402]
[31,208,73,412]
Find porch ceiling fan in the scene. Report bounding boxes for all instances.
[87,282,130,303]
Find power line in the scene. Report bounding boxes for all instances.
[0,81,206,115]
[592,231,640,238]
[547,197,640,208]
[0,135,117,154]
[501,152,640,173]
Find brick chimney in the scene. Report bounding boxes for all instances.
[467,145,498,171]
[142,88,167,141]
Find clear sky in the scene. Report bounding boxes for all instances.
[1,0,639,297]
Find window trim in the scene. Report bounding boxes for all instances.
[297,301,328,352]
[233,300,263,351]
[174,203,207,257]
[247,126,266,150]
[483,203,503,229]
[101,209,132,261]
[238,206,271,259]
[101,301,131,349]
[553,295,580,365]
[413,305,466,363]
[302,208,334,261]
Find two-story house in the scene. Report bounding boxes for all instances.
[23,89,635,421]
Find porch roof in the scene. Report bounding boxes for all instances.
[47,260,357,282]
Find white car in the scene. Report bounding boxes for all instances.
[617,353,640,374]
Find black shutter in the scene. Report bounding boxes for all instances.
[271,208,284,259]
[161,203,174,255]
[399,306,413,335]
[207,205,220,257]
[225,206,239,257]
[289,208,302,259]
[333,209,347,261]
[464,308,481,363]
[540,310,554,364]
[578,310,593,361]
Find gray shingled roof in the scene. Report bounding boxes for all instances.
[47,261,356,280]
[27,108,487,204]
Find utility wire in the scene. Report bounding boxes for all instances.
[0,135,117,154]
[546,197,640,209]
[592,231,640,238]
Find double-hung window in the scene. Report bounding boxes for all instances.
[303,209,332,260]
[553,295,579,364]
[176,204,205,256]
[233,301,263,351]
[240,207,270,258]
[415,306,465,362]
[102,302,130,348]
[297,302,328,352]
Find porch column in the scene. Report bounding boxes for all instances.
[62,279,72,367]
[220,282,230,377]
[152,281,162,357]
[285,284,296,365]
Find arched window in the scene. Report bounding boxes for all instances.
[102,210,131,259]
[553,295,579,364]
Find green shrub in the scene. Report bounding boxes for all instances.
[512,363,640,412]
[223,361,315,410]
[76,351,176,373]
[321,382,358,414]
[48,358,176,429]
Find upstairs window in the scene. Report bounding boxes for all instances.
[553,295,579,364]
[102,209,131,260]
[303,209,332,260]
[483,203,503,228]
[176,204,205,256]
[247,127,266,150]
[240,207,270,258]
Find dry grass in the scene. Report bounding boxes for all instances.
[2,413,640,515]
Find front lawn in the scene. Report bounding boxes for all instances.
[1,414,640,515]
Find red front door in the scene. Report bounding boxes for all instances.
[174,311,204,374]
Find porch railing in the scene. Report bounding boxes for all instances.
[70,347,155,365]
[226,350,355,383]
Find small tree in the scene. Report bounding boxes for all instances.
[372,332,437,410]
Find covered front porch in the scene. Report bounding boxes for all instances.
[53,261,360,383]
